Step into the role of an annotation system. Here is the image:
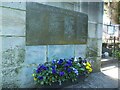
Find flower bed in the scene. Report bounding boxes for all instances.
[32,57,92,88]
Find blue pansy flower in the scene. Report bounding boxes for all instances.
[52,69,57,74]
[38,76,43,80]
[59,71,64,76]
[64,63,69,67]
[69,58,73,62]
[40,65,47,70]
[36,69,40,73]
[52,59,56,64]
[58,59,64,65]
[67,68,72,73]
[51,66,56,69]
[66,60,72,66]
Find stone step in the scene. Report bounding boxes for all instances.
[101,58,118,68]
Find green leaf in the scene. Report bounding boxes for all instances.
[80,68,85,71]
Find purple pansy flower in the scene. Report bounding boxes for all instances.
[58,59,64,65]
[67,68,72,73]
[66,60,72,66]
[38,76,43,80]
[59,71,65,76]
[36,69,40,73]
[64,63,69,67]
[52,69,57,74]
[51,66,56,69]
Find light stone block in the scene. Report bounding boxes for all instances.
[87,38,97,48]
[2,2,26,10]
[39,2,74,10]
[0,76,2,89]
[0,70,2,89]
[87,38,98,57]
[48,45,74,61]
[2,67,22,88]
[80,2,88,14]
[0,37,2,68]
[75,45,87,59]
[2,37,25,68]
[88,23,97,38]
[2,47,25,68]
[2,37,25,51]
[98,2,104,23]
[25,46,47,65]
[62,2,74,10]
[0,7,2,35]
[2,8,25,36]
[88,2,99,22]
[17,66,36,88]
[97,39,102,57]
[96,24,103,39]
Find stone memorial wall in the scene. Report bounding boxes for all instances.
[0,2,103,88]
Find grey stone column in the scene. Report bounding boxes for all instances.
[0,2,26,88]
[86,2,104,72]
[0,2,2,89]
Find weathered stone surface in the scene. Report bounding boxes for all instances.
[87,38,98,48]
[0,37,2,67]
[0,7,2,35]
[2,2,26,10]
[80,2,88,14]
[41,2,63,8]
[86,38,98,57]
[17,66,36,88]
[88,23,97,38]
[62,2,74,10]
[97,2,104,23]
[88,2,99,22]
[48,45,74,61]
[0,76,2,89]
[2,46,25,68]
[2,67,22,88]
[75,45,87,59]
[40,2,75,11]
[97,39,102,57]
[2,66,36,88]
[2,37,25,51]
[25,46,47,65]
[96,24,103,39]
[2,37,25,68]
[2,8,25,36]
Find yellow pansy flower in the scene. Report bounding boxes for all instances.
[86,62,91,67]
[32,74,35,77]
[34,77,37,81]
[88,68,92,72]
[86,66,90,69]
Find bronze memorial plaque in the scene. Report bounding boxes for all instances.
[26,2,88,45]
